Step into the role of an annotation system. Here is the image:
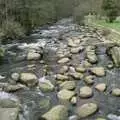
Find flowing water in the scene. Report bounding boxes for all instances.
[0,18,120,120]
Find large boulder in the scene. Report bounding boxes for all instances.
[20,73,38,87]
[90,67,105,77]
[0,108,19,120]
[95,83,107,92]
[42,105,68,120]
[39,80,54,92]
[69,72,84,80]
[59,66,69,74]
[58,57,70,64]
[70,46,84,54]
[108,46,120,67]
[59,81,76,90]
[77,103,98,118]
[79,86,93,98]
[57,89,75,101]
[27,51,41,60]
[4,84,26,92]
[84,75,95,85]
[86,46,98,64]
[56,74,69,81]
[112,88,120,97]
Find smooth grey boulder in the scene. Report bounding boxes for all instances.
[42,105,68,120]
[0,108,19,120]
[108,46,120,67]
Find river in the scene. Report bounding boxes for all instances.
[0,18,120,120]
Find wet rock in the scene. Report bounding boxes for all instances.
[108,46,120,67]
[56,74,69,81]
[83,60,92,68]
[27,51,41,60]
[42,105,68,120]
[20,73,38,87]
[86,46,98,64]
[75,67,86,73]
[58,57,70,64]
[95,83,107,92]
[39,80,54,92]
[11,73,20,81]
[0,108,19,120]
[59,66,69,74]
[112,88,120,96]
[59,81,76,90]
[69,72,83,80]
[4,84,27,92]
[79,86,93,98]
[57,89,75,101]
[77,103,98,118]
[71,96,77,105]
[56,49,71,58]
[90,67,105,77]
[68,38,78,47]
[70,46,84,54]
[84,75,95,85]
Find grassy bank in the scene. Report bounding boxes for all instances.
[87,18,120,44]
[95,20,120,32]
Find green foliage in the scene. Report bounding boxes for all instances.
[102,0,118,22]
[1,19,25,39]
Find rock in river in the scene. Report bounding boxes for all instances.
[4,84,26,92]
[57,89,75,101]
[79,86,93,98]
[112,88,120,97]
[42,105,68,120]
[39,79,54,92]
[59,81,76,90]
[58,57,70,64]
[90,67,105,77]
[70,46,84,54]
[77,103,98,118]
[0,108,19,120]
[20,73,38,87]
[86,46,98,64]
[27,51,41,60]
[108,46,120,67]
[69,72,84,80]
[95,83,107,92]
[56,74,69,81]
[84,75,95,85]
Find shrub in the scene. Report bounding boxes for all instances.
[102,0,118,23]
[0,19,25,39]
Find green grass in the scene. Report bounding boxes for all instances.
[95,20,120,32]
[90,19,120,43]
